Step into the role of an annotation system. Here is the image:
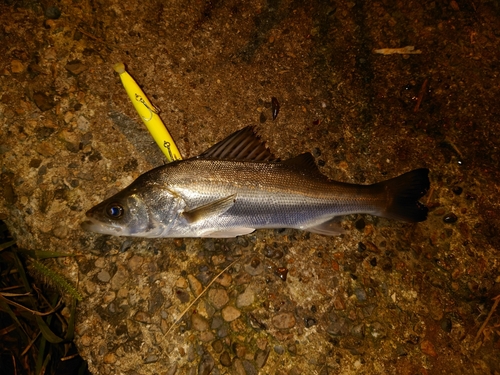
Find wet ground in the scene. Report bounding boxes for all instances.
[1,0,500,373]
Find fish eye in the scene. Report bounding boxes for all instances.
[106,203,124,219]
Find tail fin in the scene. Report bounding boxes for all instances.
[376,168,430,223]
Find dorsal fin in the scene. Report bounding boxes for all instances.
[282,153,328,180]
[199,126,276,161]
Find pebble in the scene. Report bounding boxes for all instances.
[215,273,232,287]
[97,270,111,283]
[103,291,116,304]
[52,225,68,239]
[244,258,264,276]
[370,322,387,339]
[242,360,257,375]
[259,112,267,123]
[440,317,452,333]
[175,277,188,289]
[274,345,285,355]
[365,241,380,253]
[272,312,296,329]
[208,289,229,310]
[333,295,345,310]
[396,343,407,357]
[80,334,92,346]
[144,354,158,364]
[212,340,224,353]
[232,342,246,358]
[0,145,12,155]
[232,358,246,375]
[134,311,151,323]
[351,323,365,339]
[188,274,203,296]
[263,246,284,259]
[222,306,241,322]
[354,287,367,302]
[128,255,144,271]
[443,213,458,223]
[198,353,215,375]
[217,324,229,338]
[65,60,87,75]
[166,364,177,375]
[305,317,317,328]
[32,92,55,111]
[103,353,116,364]
[355,218,365,230]
[192,313,209,331]
[77,116,90,131]
[211,254,226,265]
[211,315,223,330]
[148,290,165,314]
[274,267,288,281]
[236,287,255,308]
[11,60,25,73]
[35,141,57,157]
[327,319,348,336]
[235,272,252,285]
[44,6,61,19]
[126,319,141,338]
[248,314,267,330]
[220,351,231,367]
[111,267,128,290]
[254,348,270,368]
[420,340,437,357]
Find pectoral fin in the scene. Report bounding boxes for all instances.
[305,217,345,236]
[182,195,236,223]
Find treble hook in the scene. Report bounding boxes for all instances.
[135,93,160,121]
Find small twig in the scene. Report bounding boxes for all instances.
[414,78,429,113]
[0,292,31,297]
[21,331,41,356]
[164,258,239,337]
[76,27,120,51]
[374,46,422,55]
[425,186,435,206]
[0,294,62,316]
[60,353,80,361]
[475,294,500,342]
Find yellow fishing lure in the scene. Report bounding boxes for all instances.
[113,63,182,162]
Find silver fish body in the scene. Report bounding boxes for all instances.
[82,127,429,238]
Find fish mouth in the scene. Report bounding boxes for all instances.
[81,219,124,236]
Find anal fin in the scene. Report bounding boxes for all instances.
[305,217,345,236]
[202,227,255,238]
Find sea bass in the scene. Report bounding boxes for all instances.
[82,127,430,238]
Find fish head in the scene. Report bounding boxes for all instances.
[81,184,180,237]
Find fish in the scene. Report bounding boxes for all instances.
[82,127,430,238]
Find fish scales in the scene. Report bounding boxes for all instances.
[154,158,382,226]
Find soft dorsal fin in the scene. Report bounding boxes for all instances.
[282,153,328,179]
[199,126,276,161]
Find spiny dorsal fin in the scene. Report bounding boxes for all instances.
[199,126,276,161]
